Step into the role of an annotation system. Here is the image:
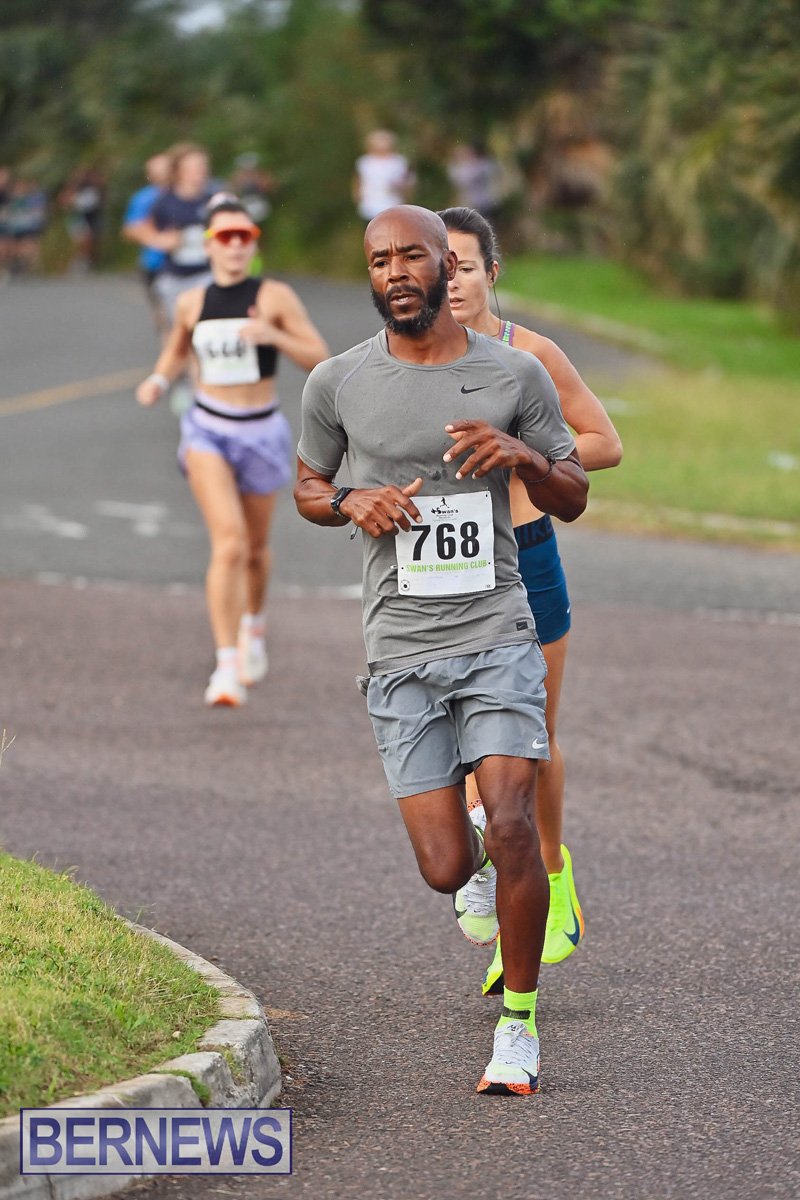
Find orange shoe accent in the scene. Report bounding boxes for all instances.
[476,1076,539,1096]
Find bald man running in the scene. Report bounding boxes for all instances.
[295,205,588,1095]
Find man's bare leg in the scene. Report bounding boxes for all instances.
[397,783,482,894]
[475,755,548,992]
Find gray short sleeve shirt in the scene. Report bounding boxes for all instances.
[298,328,576,674]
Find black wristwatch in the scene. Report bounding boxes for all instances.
[330,485,354,517]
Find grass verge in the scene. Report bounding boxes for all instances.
[578,371,800,549]
[501,255,800,380]
[501,256,800,548]
[0,852,221,1118]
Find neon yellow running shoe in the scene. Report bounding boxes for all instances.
[481,936,504,996]
[541,844,584,964]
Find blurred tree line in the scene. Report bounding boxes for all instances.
[1,0,799,318]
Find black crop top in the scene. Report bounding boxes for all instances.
[192,277,278,385]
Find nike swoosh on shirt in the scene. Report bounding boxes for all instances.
[531,738,547,750]
[460,384,488,394]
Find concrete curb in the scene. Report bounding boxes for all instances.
[0,924,281,1200]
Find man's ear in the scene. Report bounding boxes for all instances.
[444,249,459,281]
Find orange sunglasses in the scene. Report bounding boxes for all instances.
[204,226,261,245]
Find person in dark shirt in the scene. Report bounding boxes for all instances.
[127,143,215,321]
[61,167,106,271]
[6,177,47,275]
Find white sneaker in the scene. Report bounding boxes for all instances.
[453,804,498,946]
[204,665,247,707]
[238,619,268,686]
[476,1020,540,1095]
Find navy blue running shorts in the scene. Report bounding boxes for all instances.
[515,515,571,645]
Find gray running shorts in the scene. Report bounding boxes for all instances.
[362,642,549,799]
[155,270,213,322]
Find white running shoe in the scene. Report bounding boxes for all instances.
[476,1019,540,1096]
[238,619,268,686]
[453,804,498,946]
[204,665,247,707]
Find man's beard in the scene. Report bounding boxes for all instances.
[370,262,449,336]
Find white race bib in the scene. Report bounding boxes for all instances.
[172,223,207,267]
[193,318,260,386]
[395,491,495,597]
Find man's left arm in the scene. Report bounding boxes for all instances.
[444,422,587,523]
[514,447,587,522]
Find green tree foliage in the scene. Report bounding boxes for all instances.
[0,0,403,268]
[363,0,633,137]
[613,0,800,313]
[0,0,798,317]
[0,0,186,182]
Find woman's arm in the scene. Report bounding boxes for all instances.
[244,281,329,372]
[135,292,195,406]
[514,329,623,470]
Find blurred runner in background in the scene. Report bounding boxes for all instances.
[125,142,215,323]
[447,143,503,221]
[352,129,414,222]
[60,167,106,272]
[126,143,216,412]
[122,153,170,334]
[230,152,276,277]
[0,167,11,280]
[230,152,275,227]
[6,176,47,276]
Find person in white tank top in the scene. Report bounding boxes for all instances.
[353,130,414,222]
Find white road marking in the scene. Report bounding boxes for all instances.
[693,607,800,627]
[279,583,363,600]
[95,501,169,538]
[33,574,364,600]
[3,504,88,539]
[27,574,800,627]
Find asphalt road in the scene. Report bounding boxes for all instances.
[1,276,798,1199]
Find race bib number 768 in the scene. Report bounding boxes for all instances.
[395,491,495,597]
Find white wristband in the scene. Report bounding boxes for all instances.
[147,373,169,393]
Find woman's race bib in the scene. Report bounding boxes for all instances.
[395,491,495,597]
[193,318,260,386]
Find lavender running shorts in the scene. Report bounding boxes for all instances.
[178,392,292,495]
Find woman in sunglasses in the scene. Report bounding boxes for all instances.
[137,196,329,706]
